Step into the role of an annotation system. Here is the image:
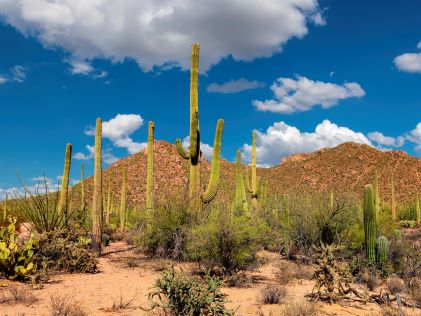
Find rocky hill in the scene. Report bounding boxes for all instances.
[71,141,421,208]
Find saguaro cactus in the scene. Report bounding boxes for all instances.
[120,168,127,231]
[105,179,111,224]
[376,236,388,264]
[282,194,290,257]
[234,150,249,215]
[175,44,224,213]
[249,131,259,211]
[92,118,103,256]
[146,121,154,212]
[391,176,396,221]
[364,184,377,263]
[374,171,380,223]
[416,192,420,224]
[80,164,85,212]
[58,143,72,225]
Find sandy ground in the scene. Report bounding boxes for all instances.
[0,242,419,316]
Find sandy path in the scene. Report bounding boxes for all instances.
[0,242,416,316]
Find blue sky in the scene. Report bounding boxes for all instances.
[1,0,421,195]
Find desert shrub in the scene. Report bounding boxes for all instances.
[0,217,38,281]
[399,242,421,290]
[400,220,416,229]
[35,229,97,275]
[224,271,250,287]
[281,300,320,316]
[185,208,261,274]
[146,268,232,315]
[142,201,190,259]
[259,284,286,304]
[387,277,405,294]
[0,285,38,305]
[50,293,87,316]
[274,261,313,285]
[359,267,380,291]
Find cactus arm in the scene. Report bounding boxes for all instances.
[202,119,224,203]
[175,139,190,159]
[92,118,103,256]
[146,121,155,211]
[58,143,72,226]
[364,184,377,263]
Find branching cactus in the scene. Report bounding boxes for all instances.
[282,194,290,257]
[376,236,388,264]
[92,118,103,256]
[391,176,396,221]
[416,191,420,224]
[58,143,72,226]
[120,167,127,231]
[146,121,154,213]
[364,184,377,263]
[175,44,224,213]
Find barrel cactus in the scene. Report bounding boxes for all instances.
[364,184,377,263]
[376,235,388,264]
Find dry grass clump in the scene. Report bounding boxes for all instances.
[259,284,286,304]
[280,300,320,316]
[50,293,87,316]
[361,268,380,291]
[411,278,421,305]
[274,261,313,285]
[225,271,251,287]
[0,285,38,306]
[387,277,405,294]
[110,294,135,311]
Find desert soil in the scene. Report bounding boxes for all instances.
[0,241,418,316]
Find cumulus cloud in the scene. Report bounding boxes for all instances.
[394,41,421,73]
[0,0,324,72]
[367,131,405,148]
[182,137,214,161]
[74,144,118,165]
[242,120,372,166]
[253,75,365,114]
[67,60,108,78]
[207,78,264,94]
[408,122,421,151]
[85,114,146,154]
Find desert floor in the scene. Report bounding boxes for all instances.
[0,241,419,316]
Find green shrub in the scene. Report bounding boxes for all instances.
[185,208,261,274]
[400,220,416,228]
[0,217,37,281]
[35,229,97,275]
[146,268,232,315]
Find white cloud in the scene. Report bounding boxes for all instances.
[85,114,146,154]
[408,122,421,151]
[253,75,365,114]
[0,75,7,84]
[0,0,324,72]
[367,131,405,148]
[73,151,91,161]
[207,78,264,94]
[242,120,372,166]
[418,41,421,49]
[69,60,94,75]
[182,137,213,161]
[0,65,27,84]
[394,53,421,73]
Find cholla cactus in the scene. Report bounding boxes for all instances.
[364,184,377,263]
[91,118,103,256]
[57,143,72,226]
[175,44,224,213]
[376,236,388,264]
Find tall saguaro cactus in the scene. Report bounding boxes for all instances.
[391,176,396,221]
[234,150,249,215]
[58,143,72,225]
[244,131,260,212]
[374,171,380,223]
[416,192,420,224]
[364,184,377,263]
[80,164,86,213]
[92,118,103,256]
[146,121,155,212]
[175,43,224,213]
[120,168,127,231]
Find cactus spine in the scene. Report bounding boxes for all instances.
[234,150,249,215]
[376,235,388,264]
[92,118,103,256]
[80,164,85,212]
[374,171,380,224]
[282,194,290,257]
[119,168,127,231]
[175,44,224,213]
[146,121,154,212]
[391,176,396,221]
[416,192,420,224]
[105,179,111,224]
[58,143,72,226]
[364,184,377,263]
